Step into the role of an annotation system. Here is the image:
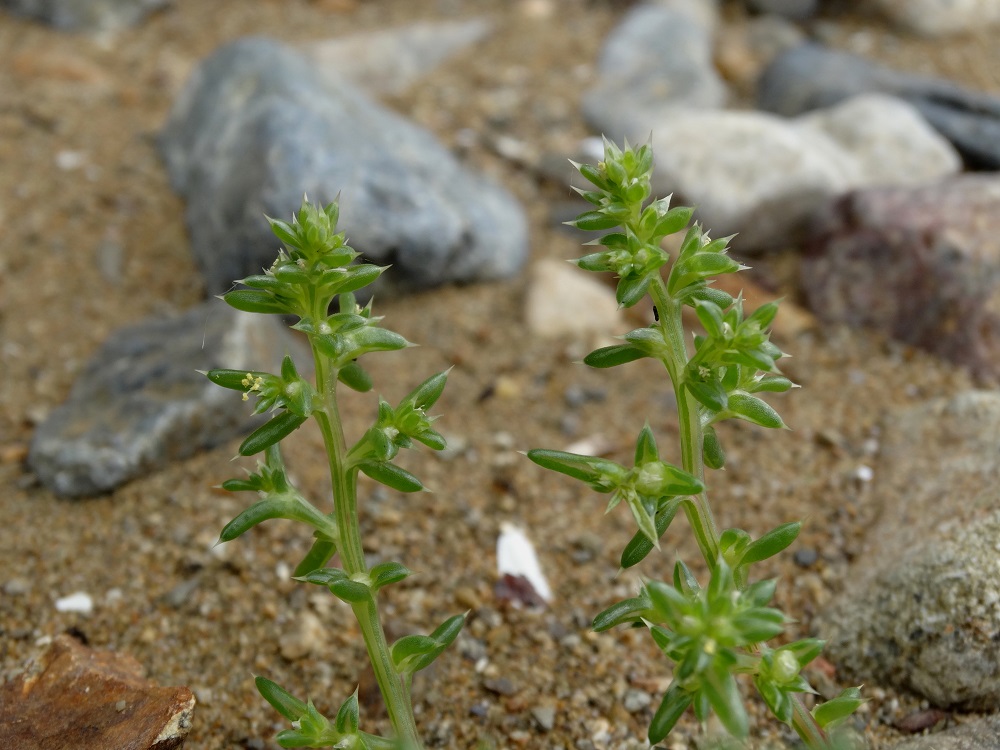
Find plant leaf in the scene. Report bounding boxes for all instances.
[739,522,801,567]
[582,344,648,369]
[649,682,693,744]
[239,412,308,456]
[358,461,423,493]
[255,676,307,722]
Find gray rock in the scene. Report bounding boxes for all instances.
[820,392,1000,709]
[0,0,167,30]
[874,0,1000,37]
[301,18,492,96]
[758,43,1000,169]
[890,715,1000,750]
[581,1,727,142]
[800,175,1000,380]
[644,94,958,250]
[159,37,528,297]
[29,301,301,497]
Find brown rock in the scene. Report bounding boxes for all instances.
[801,176,1000,381]
[0,635,194,750]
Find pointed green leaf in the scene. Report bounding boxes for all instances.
[731,608,787,643]
[407,370,450,410]
[338,361,373,392]
[370,561,412,592]
[219,497,329,543]
[649,683,693,744]
[335,264,384,295]
[812,687,865,729]
[335,690,360,735]
[571,210,621,231]
[739,522,801,567]
[616,274,650,308]
[703,426,726,470]
[526,449,623,491]
[673,559,701,595]
[620,498,681,570]
[239,412,308,456]
[293,536,337,577]
[582,343,648,369]
[391,614,465,675]
[634,424,658,466]
[747,375,794,394]
[223,289,287,315]
[686,377,728,413]
[652,206,694,239]
[358,461,423,493]
[702,667,749,737]
[255,676,307,722]
[694,300,726,339]
[592,591,653,632]
[727,393,785,430]
[206,368,264,391]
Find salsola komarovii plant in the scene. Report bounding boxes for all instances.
[528,139,863,748]
[206,198,463,750]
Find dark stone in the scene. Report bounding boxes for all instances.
[0,634,195,750]
[801,175,1000,381]
[159,37,528,299]
[29,301,301,496]
[0,0,167,30]
[758,43,1000,169]
[745,0,818,21]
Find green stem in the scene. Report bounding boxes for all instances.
[649,279,719,569]
[649,279,828,749]
[312,340,423,750]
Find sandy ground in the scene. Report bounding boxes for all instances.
[0,1,996,748]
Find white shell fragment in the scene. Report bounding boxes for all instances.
[55,591,94,614]
[496,522,552,603]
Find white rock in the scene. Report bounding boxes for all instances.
[301,19,492,96]
[874,0,1000,37]
[797,93,961,186]
[648,94,960,250]
[496,523,552,603]
[55,591,94,614]
[279,610,325,661]
[524,260,623,340]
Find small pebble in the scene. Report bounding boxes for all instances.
[482,676,518,696]
[4,578,31,596]
[793,548,819,568]
[623,688,652,713]
[55,591,93,614]
[531,705,556,731]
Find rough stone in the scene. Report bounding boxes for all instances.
[301,18,492,96]
[873,0,1000,38]
[0,0,167,31]
[758,43,1000,169]
[644,94,958,251]
[581,1,726,142]
[800,175,1000,380]
[889,715,1000,750]
[29,301,301,496]
[159,37,528,298]
[820,392,1000,709]
[0,634,195,750]
[524,259,623,341]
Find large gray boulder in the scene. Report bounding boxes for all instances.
[159,37,528,298]
[29,302,299,497]
[820,392,1000,710]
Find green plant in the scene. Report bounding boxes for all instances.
[206,198,464,750]
[527,139,863,748]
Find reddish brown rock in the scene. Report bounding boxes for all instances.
[0,635,194,750]
[801,175,1000,381]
